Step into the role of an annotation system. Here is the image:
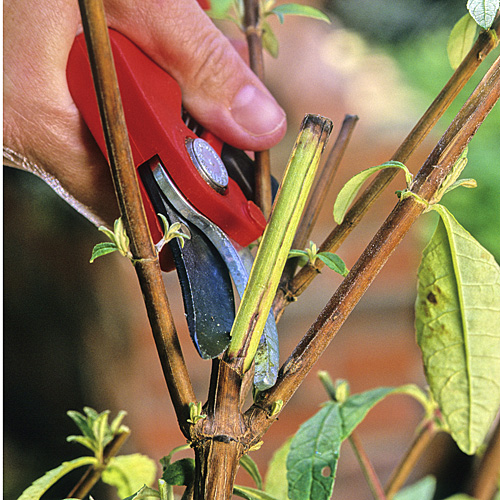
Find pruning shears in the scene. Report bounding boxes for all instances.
[67,28,279,389]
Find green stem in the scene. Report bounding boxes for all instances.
[279,114,359,289]
[225,115,333,374]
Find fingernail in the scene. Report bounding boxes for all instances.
[230,84,286,137]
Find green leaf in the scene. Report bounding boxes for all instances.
[67,410,94,441]
[110,410,128,435]
[162,458,195,486]
[66,435,97,453]
[262,21,279,58]
[93,410,112,452]
[467,0,499,29]
[286,403,341,500]
[447,14,477,69]
[270,4,330,24]
[234,485,281,500]
[102,454,157,499]
[159,444,191,470]
[316,253,348,276]
[240,455,263,489]
[124,485,161,500]
[393,475,436,500]
[286,385,422,500]
[415,204,500,454]
[265,439,292,500]
[339,387,405,439]
[90,241,119,263]
[333,161,412,224]
[17,456,98,500]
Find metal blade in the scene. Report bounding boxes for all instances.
[150,160,279,389]
[140,162,234,359]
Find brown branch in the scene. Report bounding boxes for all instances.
[243,0,272,218]
[77,0,195,437]
[384,419,438,499]
[193,359,246,499]
[349,432,387,500]
[278,114,359,303]
[68,429,130,499]
[273,18,500,317]
[246,54,500,443]
[470,414,500,500]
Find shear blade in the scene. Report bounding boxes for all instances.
[140,163,234,359]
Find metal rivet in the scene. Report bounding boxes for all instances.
[186,138,228,194]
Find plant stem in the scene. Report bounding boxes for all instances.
[349,432,387,500]
[272,18,500,317]
[193,359,247,499]
[243,0,273,218]
[246,54,500,443]
[77,0,195,437]
[225,115,333,374]
[68,429,130,499]
[470,415,500,500]
[278,114,359,302]
[384,420,437,499]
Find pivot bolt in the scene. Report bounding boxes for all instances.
[186,138,228,194]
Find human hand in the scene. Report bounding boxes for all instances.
[3,0,286,226]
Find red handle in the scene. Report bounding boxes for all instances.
[67,29,266,268]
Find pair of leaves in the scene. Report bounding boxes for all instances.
[266,384,427,500]
[90,215,190,264]
[288,241,348,276]
[415,204,500,455]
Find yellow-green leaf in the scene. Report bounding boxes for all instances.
[333,161,411,224]
[416,205,500,454]
[102,454,157,499]
[265,439,292,500]
[447,14,478,69]
[262,21,279,58]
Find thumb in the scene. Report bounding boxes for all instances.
[106,0,286,151]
